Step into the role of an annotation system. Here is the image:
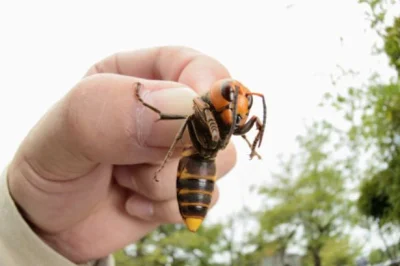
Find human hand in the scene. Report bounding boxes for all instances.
[7,46,237,263]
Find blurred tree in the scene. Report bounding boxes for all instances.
[217,208,259,266]
[319,237,361,266]
[256,121,358,266]
[324,3,400,262]
[368,241,400,265]
[327,15,400,218]
[113,223,225,266]
[384,17,400,75]
[358,170,393,223]
[301,236,361,266]
[114,249,138,266]
[358,171,400,261]
[359,0,398,36]
[369,248,387,264]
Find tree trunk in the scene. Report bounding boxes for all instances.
[135,237,146,257]
[311,249,322,266]
[278,249,286,266]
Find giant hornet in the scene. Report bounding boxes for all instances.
[135,79,266,232]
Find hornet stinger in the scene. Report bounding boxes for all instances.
[135,79,266,232]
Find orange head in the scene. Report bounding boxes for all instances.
[209,79,253,127]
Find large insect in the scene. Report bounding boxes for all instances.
[135,79,266,232]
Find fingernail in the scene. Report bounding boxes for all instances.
[136,86,197,147]
[126,196,154,219]
[150,87,198,115]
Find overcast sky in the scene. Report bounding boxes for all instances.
[1,0,399,256]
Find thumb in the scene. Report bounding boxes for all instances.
[10,73,197,180]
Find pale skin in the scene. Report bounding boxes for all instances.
[7,46,237,263]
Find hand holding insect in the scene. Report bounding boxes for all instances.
[6,46,237,263]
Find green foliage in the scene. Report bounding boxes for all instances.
[330,82,400,160]
[326,4,400,261]
[114,250,138,266]
[331,81,400,224]
[319,237,361,266]
[113,223,225,266]
[358,0,397,34]
[327,19,400,221]
[358,169,393,223]
[368,241,400,264]
[369,248,387,264]
[302,237,361,266]
[256,121,358,266]
[384,17,400,75]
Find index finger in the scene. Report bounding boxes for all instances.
[84,46,231,93]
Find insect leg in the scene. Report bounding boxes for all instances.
[234,116,263,160]
[135,82,188,120]
[153,118,189,182]
[234,116,259,135]
[240,135,261,159]
[245,92,267,147]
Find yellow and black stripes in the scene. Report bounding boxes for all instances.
[177,179,214,218]
[176,147,216,229]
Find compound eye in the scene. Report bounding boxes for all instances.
[235,114,242,125]
[247,94,253,109]
[221,83,234,102]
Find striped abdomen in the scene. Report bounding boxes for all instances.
[176,147,216,232]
